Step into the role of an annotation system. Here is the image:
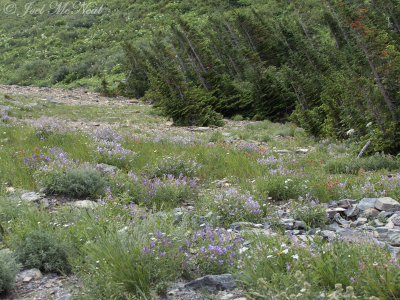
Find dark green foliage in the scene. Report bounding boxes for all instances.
[43,167,106,199]
[0,250,21,294]
[14,230,71,274]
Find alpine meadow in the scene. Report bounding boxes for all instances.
[0,1,400,299]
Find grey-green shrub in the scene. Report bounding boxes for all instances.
[42,167,106,199]
[14,230,71,274]
[0,250,21,294]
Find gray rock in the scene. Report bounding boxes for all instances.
[274,150,290,154]
[387,245,400,256]
[326,208,346,219]
[327,222,341,232]
[375,227,389,234]
[16,269,42,281]
[97,163,118,174]
[337,199,352,208]
[21,192,41,202]
[360,208,380,218]
[389,214,400,226]
[185,274,236,292]
[200,211,213,223]
[56,295,71,300]
[334,213,350,225]
[230,222,262,231]
[388,231,400,245]
[294,221,307,230]
[295,148,309,154]
[354,217,368,226]
[73,200,98,209]
[378,211,394,219]
[344,206,359,218]
[320,230,336,240]
[357,198,378,211]
[375,197,400,212]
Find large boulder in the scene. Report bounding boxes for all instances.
[375,197,400,212]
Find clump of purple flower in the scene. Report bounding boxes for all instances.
[34,116,64,138]
[95,140,137,160]
[93,127,121,142]
[211,188,264,226]
[184,227,243,275]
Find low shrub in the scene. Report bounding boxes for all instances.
[146,156,199,178]
[208,188,264,226]
[0,250,21,294]
[255,174,307,201]
[81,220,185,298]
[114,174,198,210]
[42,167,106,199]
[13,230,71,274]
[292,195,327,228]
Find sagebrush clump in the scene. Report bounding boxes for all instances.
[42,167,106,199]
[0,250,21,294]
[14,230,71,274]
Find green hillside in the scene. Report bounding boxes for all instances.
[0,0,246,88]
[1,0,400,153]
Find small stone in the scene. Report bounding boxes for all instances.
[375,197,400,212]
[320,230,336,240]
[360,208,380,218]
[165,121,173,126]
[234,298,247,300]
[56,295,71,300]
[6,187,15,194]
[378,211,394,219]
[97,163,118,173]
[337,199,352,208]
[326,208,346,219]
[357,198,378,211]
[73,200,98,209]
[375,227,389,234]
[354,217,368,226]
[327,222,341,232]
[23,277,33,283]
[294,221,307,229]
[344,206,359,218]
[230,222,261,231]
[295,148,308,154]
[334,213,350,225]
[374,220,384,227]
[220,293,235,300]
[21,191,41,202]
[275,149,290,154]
[185,274,236,292]
[40,198,50,208]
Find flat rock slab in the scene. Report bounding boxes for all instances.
[185,274,236,293]
[375,197,400,212]
[73,200,99,209]
[21,192,41,202]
